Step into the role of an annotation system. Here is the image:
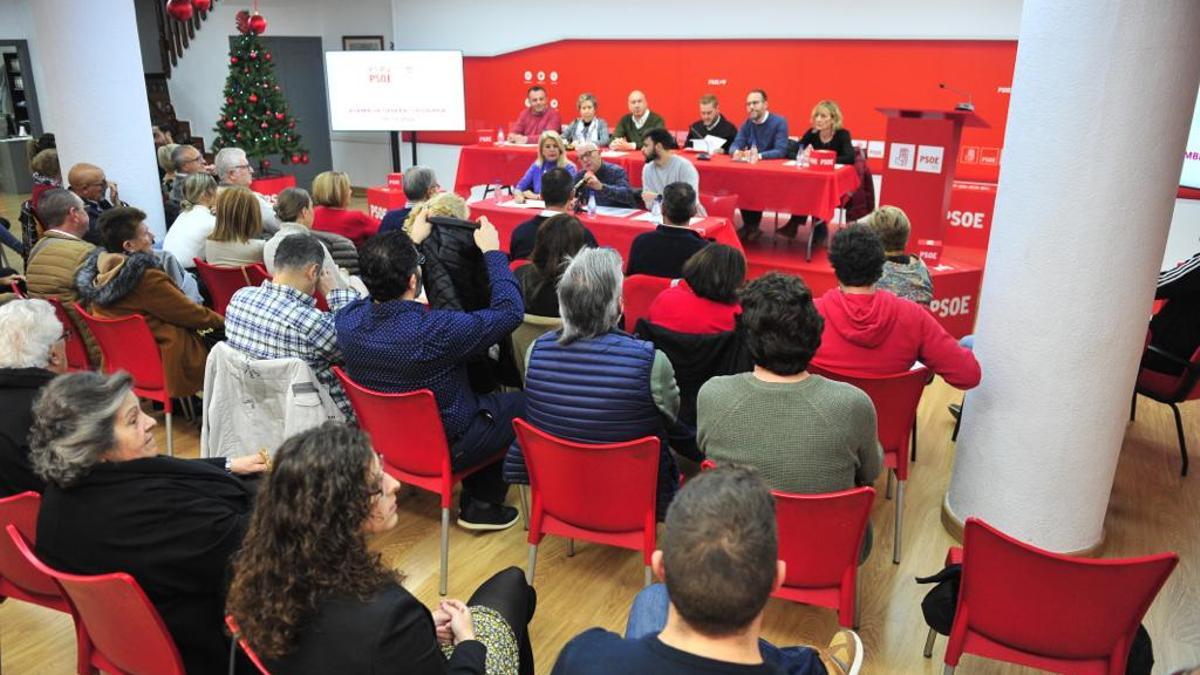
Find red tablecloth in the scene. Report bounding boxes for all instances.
[454,144,859,223]
[467,197,742,260]
[250,174,296,196]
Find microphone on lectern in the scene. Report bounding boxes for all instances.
[938,82,976,112]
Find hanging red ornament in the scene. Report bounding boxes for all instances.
[236,132,242,139]
[248,13,268,35]
[238,108,245,114]
[224,120,235,129]
[166,0,194,22]
[230,56,239,65]
[249,51,258,60]
[291,154,301,164]
[264,53,273,61]
[191,0,212,12]
[225,96,233,104]
[275,112,284,120]
[248,94,258,103]
[235,10,251,34]
[301,154,309,164]
[288,121,296,129]
[261,122,269,129]
[273,133,281,139]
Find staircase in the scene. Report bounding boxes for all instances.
[145,0,221,151]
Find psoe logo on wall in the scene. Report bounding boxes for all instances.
[706,78,727,86]
[916,145,944,174]
[888,143,915,171]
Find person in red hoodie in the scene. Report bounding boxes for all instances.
[812,223,981,389]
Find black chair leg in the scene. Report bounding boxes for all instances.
[911,424,918,463]
[951,406,963,442]
[1130,392,1137,422]
[1170,402,1189,477]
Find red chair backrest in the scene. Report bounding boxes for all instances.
[0,493,63,602]
[699,193,738,223]
[509,258,531,272]
[959,517,1177,662]
[46,296,92,371]
[622,275,672,332]
[193,258,263,316]
[225,615,272,674]
[332,367,450,480]
[72,303,168,398]
[775,487,875,589]
[514,418,659,533]
[246,263,271,286]
[809,365,928,480]
[6,525,187,675]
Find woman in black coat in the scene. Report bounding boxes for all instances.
[0,299,66,497]
[30,371,268,674]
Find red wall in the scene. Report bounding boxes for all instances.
[416,38,1018,183]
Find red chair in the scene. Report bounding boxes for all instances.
[810,364,929,564]
[1130,343,1200,476]
[509,258,531,272]
[225,615,271,674]
[622,274,672,332]
[73,304,176,456]
[929,518,1177,675]
[513,419,659,587]
[773,487,875,628]
[7,524,186,675]
[699,193,738,223]
[193,258,267,316]
[45,297,93,372]
[333,367,503,596]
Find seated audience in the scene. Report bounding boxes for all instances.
[647,243,745,334]
[812,224,981,388]
[0,299,66,496]
[552,465,863,675]
[863,206,933,306]
[399,194,493,314]
[162,173,218,269]
[1143,247,1200,375]
[504,247,699,519]
[206,185,266,267]
[29,148,61,210]
[169,144,210,204]
[153,125,173,147]
[336,224,524,530]
[611,90,666,152]
[379,165,441,234]
[563,93,611,147]
[508,84,562,145]
[214,147,279,229]
[227,422,537,674]
[576,141,639,209]
[514,131,577,202]
[31,371,266,674]
[514,214,589,317]
[698,272,881,497]
[158,143,179,196]
[226,234,359,421]
[779,100,858,239]
[730,90,789,241]
[640,128,702,212]
[626,182,709,279]
[311,170,380,248]
[67,162,126,245]
[686,94,739,154]
[100,207,202,303]
[77,211,224,398]
[263,187,358,284]
[509,167,597,261]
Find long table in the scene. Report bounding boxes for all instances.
[454,143,859,223]
[466,197,742,260]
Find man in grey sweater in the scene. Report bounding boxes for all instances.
[640,128,703,214]
[697,272,881,497]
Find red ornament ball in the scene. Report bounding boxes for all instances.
[235,10,251,33]
[275,112,284,120]
[224,120,234,129]
[289,121,296,129]
[301,154,309,164]
[261,159,271,169]
[264,53,273,61]
[291,154,301,164]
[166,0,194,22]
[249,51,258,60]
[248,94,258,103]
[225,96,233,104]
[261,122,269,129]
[248,13,267,34]
[273,133,281,139]
[230,56,239,65]
[192,0,212,11]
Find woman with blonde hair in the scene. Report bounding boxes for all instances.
[311,170,380,248]
[163,173,218,268]
[862,205,933,306]
[205,185,265,267]
[778,99,858,239]
[513,130,577,203]
[402,190,468,232]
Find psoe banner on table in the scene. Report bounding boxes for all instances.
[945,180,997,251]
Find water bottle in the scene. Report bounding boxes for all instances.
[797,144,808,169]
[749,142,759,164]
[651,198,662,224]
[496,127,505,144]
[587,192,597,216]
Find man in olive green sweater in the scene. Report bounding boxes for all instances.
[697,272,882,497]
[610,90,666,151]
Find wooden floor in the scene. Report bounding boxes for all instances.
[2,191,1199,673]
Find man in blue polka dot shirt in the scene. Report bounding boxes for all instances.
[336,211,525,530]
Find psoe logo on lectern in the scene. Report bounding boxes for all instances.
[888,143,915,171]
[916,145,945,174]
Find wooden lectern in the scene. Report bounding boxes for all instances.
[875,108,988,243]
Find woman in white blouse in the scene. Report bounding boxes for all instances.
[162,173,218,269]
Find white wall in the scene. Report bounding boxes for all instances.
[0,0,52,133]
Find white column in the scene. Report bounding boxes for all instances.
[29,0,166,238]
[946,0,1200,552]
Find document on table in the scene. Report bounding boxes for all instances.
[593,206,640,218]
[497,142,538,147]
[497,199,545,209]
[601,150,628,158]
[632,213,705,225]
[690,136,727,153]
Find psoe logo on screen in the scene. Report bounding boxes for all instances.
[916,145,944,174]
[367,66,391,84]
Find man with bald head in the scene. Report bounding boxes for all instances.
[67,163,125,245]
[611,90,666,152]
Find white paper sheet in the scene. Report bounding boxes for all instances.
[632,213,705,225]
[593,206,641,218]
[600,150,628,158]
[690,135,727,153]
[497,199,545,209]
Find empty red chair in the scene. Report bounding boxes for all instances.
[333,367,502,596]
[809,364,928,564]
[45,296,93,372]
[225,615,271,674]
[773,487,875,628]
[193,258,266,316]
[622,274,672,332]
[1130,342,1200,476]
[513,419,659,586]
[699,193,738,223]
[930,518,1177,675]
[73,304,176,456]
[7,524,186,675]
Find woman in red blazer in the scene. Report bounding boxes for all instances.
[311,170,379,247]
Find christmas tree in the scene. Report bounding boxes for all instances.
[210,11,308,171]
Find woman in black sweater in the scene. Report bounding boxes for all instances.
[779,99,857,238]
[227,422,537,674]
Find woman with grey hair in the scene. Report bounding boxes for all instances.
[0,299,67,496]
[503,247,700,518]
[562,93,611,147]
[30,370,268,673]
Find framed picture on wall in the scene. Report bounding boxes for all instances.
[342,35,385,51]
